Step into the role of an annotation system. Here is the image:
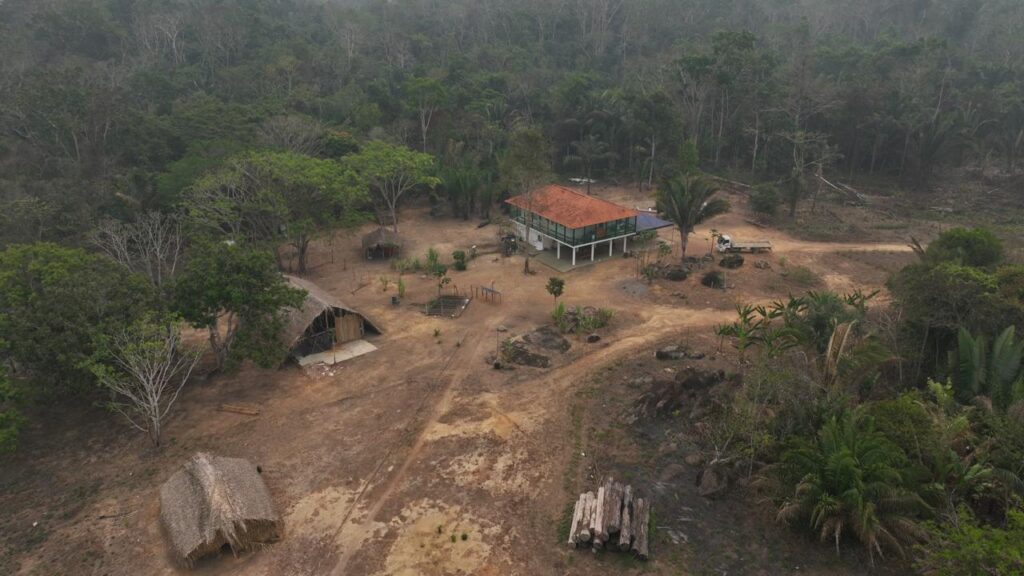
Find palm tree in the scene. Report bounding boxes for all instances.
[564,133,618,194]
[776,412,929,563]
[656,174,729,262]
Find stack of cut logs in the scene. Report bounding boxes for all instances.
[567,478,650,560]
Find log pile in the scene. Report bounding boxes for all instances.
[567,478,650,560]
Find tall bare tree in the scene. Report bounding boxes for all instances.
[93,317,201,447]
[90,212,184,291]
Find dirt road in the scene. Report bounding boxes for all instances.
[0,195,918,576]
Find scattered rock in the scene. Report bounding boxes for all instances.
[659,463,686,482]
[696,464,730,499]
[656,345,688,360]
[503,342,551,368]
[586,333,601,343]
[656,345,705,361]
[754,259,772,270]
[719,254,745,269]
[496,325,508,333]
[664,266,689,282]
[633,368,727,420]
[684,453,704,467]
[522,325,571,353]
[626,375,654,388]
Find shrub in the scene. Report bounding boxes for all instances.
[452,250,468,271]
[926,227,1004,268]
[552,297,569,330]
[425,247,444,275]
[776,412,928,562]
[702,270,725,288]
[392,257,421,274]
[719,254,744,269]
[997,265,1024,305]
[915,507,1024,576]
[750,184,780,216]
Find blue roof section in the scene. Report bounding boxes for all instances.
[636,212,673,232]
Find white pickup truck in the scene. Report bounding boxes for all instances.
[716,234,773,254]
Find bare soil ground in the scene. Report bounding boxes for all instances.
[1,184,933,576]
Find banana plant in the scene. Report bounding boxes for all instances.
[954,326,1024,410]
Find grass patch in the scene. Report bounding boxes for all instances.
[782,265,824,288]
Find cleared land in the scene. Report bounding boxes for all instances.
[1,185,927,575]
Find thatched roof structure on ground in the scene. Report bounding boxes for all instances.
[282,275,382,358]
[362,227,403,258]
[160,452,282,567]
[283,275,382,347]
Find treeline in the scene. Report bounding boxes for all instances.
[3,0,1024,245]
[712,227,1024,571]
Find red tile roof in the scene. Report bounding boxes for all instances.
[505,185,637,229]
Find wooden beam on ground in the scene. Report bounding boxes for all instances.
[217,403,261,416]
[631,497,650,560]
[618,485,633,551]
[568,493,585,548]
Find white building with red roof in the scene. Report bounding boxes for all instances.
[505,185,640,267]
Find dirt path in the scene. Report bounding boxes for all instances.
[0,197,926,576]
[327,329,481,576]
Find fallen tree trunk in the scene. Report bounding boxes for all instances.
[593,486,607,547]
[631,497,650,560]
[568,493,585,548]
[605,479,623,534]
[617,485,633,551]
[577,492,595,543]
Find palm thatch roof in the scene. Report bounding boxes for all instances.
[282,275,382,349]
[361,227,403,249]
[159,452,282,567]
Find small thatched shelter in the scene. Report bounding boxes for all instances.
[283,275,382,360]
[160,453,282,567]
[362,227,403,259]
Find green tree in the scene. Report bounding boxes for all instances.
[0,366,23,455]
[185,151,367,273]
[404,76,449,153]
[0,243,153,391]
[564,133,617,194]
[656,174,730,261]
[173,243,305,371]
[546,277,565,302]
[344,141,438,233]
[926,227,1004,269]
[776,412,929,562]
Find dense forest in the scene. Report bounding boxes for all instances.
[4,1,1024,573]
[3,0,1024,244]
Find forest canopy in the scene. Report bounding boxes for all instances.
[3,0,1024,245]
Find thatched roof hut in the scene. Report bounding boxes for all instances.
[283,275,382,359]
[362,227,403,259]
[160,453,282,567]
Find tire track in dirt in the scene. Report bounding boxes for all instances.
[325,329,489,576]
